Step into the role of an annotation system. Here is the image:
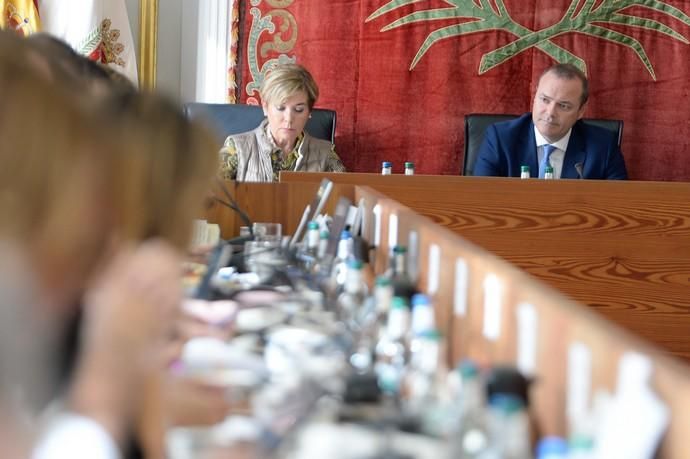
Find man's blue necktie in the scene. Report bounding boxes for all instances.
[539,144,557,178]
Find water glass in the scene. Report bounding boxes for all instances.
[252,222,282,244]
[244,240,276,282]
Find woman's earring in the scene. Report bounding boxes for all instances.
[309,114,312,119]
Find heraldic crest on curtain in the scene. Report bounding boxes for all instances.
[367,0,690,80]
[242,0,300,106]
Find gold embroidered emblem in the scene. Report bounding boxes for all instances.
[79,18,127,67]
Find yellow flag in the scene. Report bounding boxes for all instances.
[0,0,40,36]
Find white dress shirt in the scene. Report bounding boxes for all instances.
[534,126,572,179]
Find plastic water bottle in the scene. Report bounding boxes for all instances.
[381,161,393,175]
[410,293,435,336]
[404,162,415,175]
[332,229,354,287]
[448,360,490,459]
[388,245,416,300]
[520,165,530,179]
[337,258,369,325]
[544,166,554,180]
[485,394,531,459]
[305,221,319,257]
[375,296,410,394]
[317,229,329,260]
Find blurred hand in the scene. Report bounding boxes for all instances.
[175,299,237,342]
[165,377,240,427]
[68,239,183,444]
[186,243,214,264]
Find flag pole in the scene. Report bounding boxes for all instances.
[138,0,158,90]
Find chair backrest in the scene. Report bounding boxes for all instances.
[462,113,624,176]
[183,102,337,143]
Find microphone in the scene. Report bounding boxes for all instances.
[575,162,584,179]
[213,178,254,237]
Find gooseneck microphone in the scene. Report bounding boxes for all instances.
[213,177,254,237]
[575,162,584,179]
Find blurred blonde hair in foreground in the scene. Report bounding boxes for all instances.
[0,30,219,457]
[0,30,115,298]
[0,29,219,280]
[106,91,219,250]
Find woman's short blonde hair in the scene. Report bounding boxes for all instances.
[260,63,319,109]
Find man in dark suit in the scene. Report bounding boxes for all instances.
[474,64,628,179]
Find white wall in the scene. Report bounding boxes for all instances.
[124,0,139,49]
[123,0,185,100]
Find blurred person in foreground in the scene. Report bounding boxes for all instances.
[0,32,226,459]
[474,63,628,179]
[102,90,236,457]
[26,29,234,431]
[47,78,231,457]
[0,34,180,459]
[219,63,345,182]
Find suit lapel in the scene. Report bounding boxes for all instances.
[562,123,586,179]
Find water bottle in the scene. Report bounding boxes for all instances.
[305,221,320,257]
[387,245,416,300]
[375,296,410,394]
[381,161,393,175]
[331,229,354,287]
[337,258,369,324]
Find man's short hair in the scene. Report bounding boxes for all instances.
[540,63,589,107]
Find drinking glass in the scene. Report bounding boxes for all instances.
[252,222,282,244]
[244,240,276,282]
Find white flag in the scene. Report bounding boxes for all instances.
[39,0,137,84]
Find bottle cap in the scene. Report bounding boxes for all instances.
[486,366,531,406]
[347,258,364,270]
[545,166,554,173]
[391,296,408,309]
[393,245,407,254]
[489,393,525,413]
[457,359,479,379]
[382,161,392,168]
[417,329,441,340]
[375,276,392,286]
[340,229,352,239]
[411,293,430,307]
[307,221,319,230]
[536,436,568,458]
[568,434,594,451]
[521,165,530,172]
[404,162,414,168]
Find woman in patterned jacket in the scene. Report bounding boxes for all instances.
[219,63,345,182]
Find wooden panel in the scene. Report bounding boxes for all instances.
[282,172,690,361]
[204,180,355,239]
[356,185,690,458]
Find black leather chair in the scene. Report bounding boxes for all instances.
[463,113,624,176]
[183,102,337,143]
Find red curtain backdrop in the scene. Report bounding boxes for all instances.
[239,0,690,181]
